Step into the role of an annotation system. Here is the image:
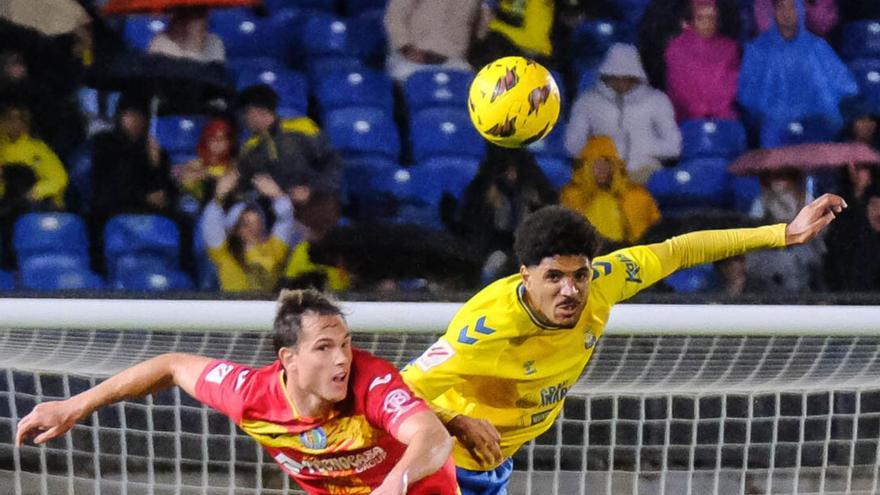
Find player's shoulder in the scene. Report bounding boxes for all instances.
[458,274,521,319]
[447,274,526,343]
[349,349,400,393]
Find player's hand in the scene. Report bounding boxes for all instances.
[370,470,407,495]
[784,193,847,246]
[447,415,503,468]
[16,399,82,446]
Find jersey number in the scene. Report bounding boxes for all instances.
[457,316,495,345]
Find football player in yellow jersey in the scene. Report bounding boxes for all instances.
[401,195,847,495]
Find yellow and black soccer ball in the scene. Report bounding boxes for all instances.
[467,56,561,148]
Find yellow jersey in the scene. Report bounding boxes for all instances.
[488,0,554,57]
[402,225,787,470]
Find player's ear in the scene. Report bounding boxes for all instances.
[520,265,530,284]
[278,346,296,370]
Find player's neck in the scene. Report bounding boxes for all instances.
[282,373,333,420]
[521,291,556,328]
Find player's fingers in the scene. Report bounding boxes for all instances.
[15,419,33,446]
[33,425,63,445]
[487,439,503,465]
[812,193,847,212]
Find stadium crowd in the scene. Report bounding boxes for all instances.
[1,0,880,295]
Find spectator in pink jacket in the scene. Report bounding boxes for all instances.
[754,0,838,38]
[664,0,740,121]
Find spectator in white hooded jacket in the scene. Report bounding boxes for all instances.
[564,43,682,184]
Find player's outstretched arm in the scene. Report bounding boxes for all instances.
[784,193,847,246]
[372,410,454,495]
[16,353,213,447]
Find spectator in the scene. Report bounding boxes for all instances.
[824,166,880,291]
[565,43,682,184]
[148,7,225,64]
[746,169,825,292]
[737,0,857,147]
[840,97,880,149]
[90,93,174,223]
[753,0,838,38]
[664,0,740,121]
[0,101,67,210]
[202,171,294,292]
[281,240,351,293]
[236,84,343,242]
[173,117,235,203]
[468,0,555,69]
[457,145,556,281]
[560,136,660,244]
[384,0,481,82]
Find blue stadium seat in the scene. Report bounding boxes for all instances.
[647,158,731,209]
[760,117,837,148]
[325,107,401,160]
[527,123,567,159]
[680,119,747,160]
[0,270,14,290]
[112,268,195,292]
[410,108,486,162]
[664,264,719,294]
[849,58,880,114]
[731,176,761,213]
[370,167,440,227]
[570,20,631,67]
[236,67,309,117]
[343,0,386,16]
[404,69,473,114]
[13,213,89,267]
[841,21,880,60]
[343,156,398,217]
[209,8,299,60]
[577,67,599,94]
[155,115,208,155]
[307,56,365,84]
[227,56,285,81]
[302,14,353,58]
[536,156,573,191]
[124,15,167,51]
[20,255,104,291]
[315,69,394,116]
[414,157,480,201]
[104,215,180,278]
[264,0,337,12]
[349,10,387,64]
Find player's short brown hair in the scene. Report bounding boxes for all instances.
[273,289,344,352]
[514,205,601,267]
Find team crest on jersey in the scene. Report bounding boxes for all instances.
[415,338,455,371]
[300,427,328,450]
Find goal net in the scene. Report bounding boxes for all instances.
[1,300,879,495]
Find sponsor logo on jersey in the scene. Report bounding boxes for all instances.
[615,253,642,283]
[300,446,387,475]
[523,360,537,375]
[235,370,250,392]
[205,363,234,384]
[540,381,569,407]
[584,334,598,349]
[415,339,455,371]
[300,427,328,450]
[368,373,392,392]
[530,409,553,425]
[383,388,416,422]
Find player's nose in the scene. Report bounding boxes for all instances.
[560,278,579,296]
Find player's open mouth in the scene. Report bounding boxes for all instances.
[332,372,347,383]
[557,302,578,315]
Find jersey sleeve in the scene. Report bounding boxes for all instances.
[593,225,787,304]
[360,357,430,437]
[193,359,256,425]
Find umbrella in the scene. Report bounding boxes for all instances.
[103,0,260,16]
[729,142,880,175]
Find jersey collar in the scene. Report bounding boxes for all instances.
[516,282,567,331]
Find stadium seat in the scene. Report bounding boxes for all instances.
[191,216,219,291]
[841,21,880,60]
[0,270,14,290]
[124,15,167,51]
[410,108,486,162]
[209,8,299,60]
[103,215,180,278]
[731,176,761,214]
[236,67,308,117]
[349,10,387,64]
[264,0,337,13]
[647,158,731,209]
[227,56,285,81]
[570,20,630,68]
[577,67,599,94]
[343,0,386,16]
[680,119,747,160]
[536,156,573,191]
[307,56,365,84]
[663,264,719,294]
[760,117,837,148]
[414,156,480,201]
[13,213,89,267]
[404,69,473,114]
[849,58,880,114]
[325,107,401,161]
[527,123,568,159]
[155,115,208,155]
[111,268,195,292]
[369,167,441,227]
[19,255,104,291]
[302,14,353,59]
[315,69,394,116]
[343,156,398,215]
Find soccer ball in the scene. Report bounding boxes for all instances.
[467,56,561,148]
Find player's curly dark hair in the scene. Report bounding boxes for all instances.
[273,289,344,352]
[513,206,601,267]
